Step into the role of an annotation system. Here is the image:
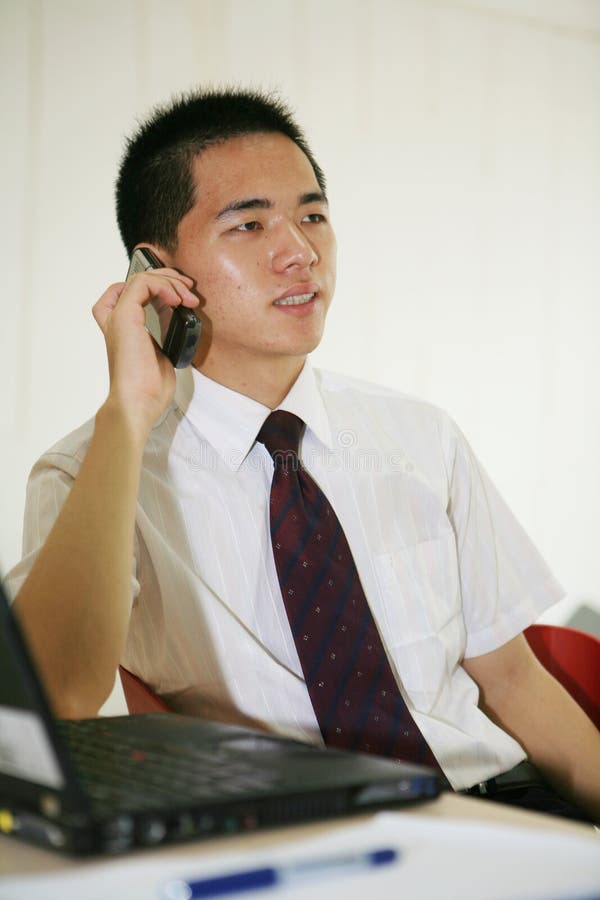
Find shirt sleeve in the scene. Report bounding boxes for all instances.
[444,419,565,658]
[4,451,141,606]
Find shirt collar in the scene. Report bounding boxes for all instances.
[173,361,334,472]
[277,362,333,452]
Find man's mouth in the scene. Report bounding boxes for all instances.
[273,292,316,307]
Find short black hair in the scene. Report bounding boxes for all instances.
[115,86,327,255]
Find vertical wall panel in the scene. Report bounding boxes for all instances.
[0,0,38,435]
[0,1,38,568]
[27,1,144,447]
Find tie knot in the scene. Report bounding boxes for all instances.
[257,410,304,463]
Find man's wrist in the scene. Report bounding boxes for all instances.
[95,397,153,458]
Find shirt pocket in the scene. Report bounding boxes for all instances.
[372,532,465,713]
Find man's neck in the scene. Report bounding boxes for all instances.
[192,352,307,409]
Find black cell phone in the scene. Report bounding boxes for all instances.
[126,247,202,369]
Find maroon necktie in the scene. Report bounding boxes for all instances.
[257,410,440,769]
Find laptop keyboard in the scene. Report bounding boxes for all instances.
[57,718,282,813]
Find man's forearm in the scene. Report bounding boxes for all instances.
[464,634,600,821]
[13,400,147,718]
[526,676,600,821]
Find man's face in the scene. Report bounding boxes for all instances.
[163,132,337,386]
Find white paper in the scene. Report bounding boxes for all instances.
[1,812,599,900]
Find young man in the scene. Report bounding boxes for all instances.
[7,89,600,821]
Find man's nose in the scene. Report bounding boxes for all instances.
[271,222,318,272]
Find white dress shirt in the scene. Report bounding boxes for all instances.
[6,362,564,789]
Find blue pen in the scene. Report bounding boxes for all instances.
[160,847,398,899]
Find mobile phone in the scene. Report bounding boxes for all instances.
[126,247,202,369]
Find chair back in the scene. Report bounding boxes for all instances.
[119,665,170,714]
[524,624,600,730]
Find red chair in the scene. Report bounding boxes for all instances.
[524,623,600,731]
[119,665,170,714]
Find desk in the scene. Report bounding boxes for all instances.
[0,793,598,899]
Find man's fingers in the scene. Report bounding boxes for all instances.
[155,267,195,290]
[92,272,199,334]
[92,282,126,330]
[124,270,199,309]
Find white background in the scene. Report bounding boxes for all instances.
[1,1,599,715]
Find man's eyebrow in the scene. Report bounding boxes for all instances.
[215,191,328,221]
[215,198,273,221]
[299,191,328,206]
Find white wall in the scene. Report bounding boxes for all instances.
[2,0,599,706]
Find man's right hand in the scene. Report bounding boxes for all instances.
[92,267,199,440]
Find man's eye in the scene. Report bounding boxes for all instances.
[234,221,262,232]
[302,213,326,224]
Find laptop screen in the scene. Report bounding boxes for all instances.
[0,581,66,789]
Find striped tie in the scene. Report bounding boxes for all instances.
[258,410,440,769]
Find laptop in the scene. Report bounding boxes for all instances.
[0,579,439,855]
